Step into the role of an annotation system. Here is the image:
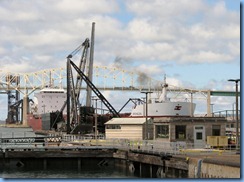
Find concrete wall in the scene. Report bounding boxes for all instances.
[201,162,240,178]
[188,157,240,178]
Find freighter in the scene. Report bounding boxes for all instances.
[130,76,196,117]
[27,87,67,131]
[31,87,67,115]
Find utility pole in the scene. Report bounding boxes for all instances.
[228,79,240,151]
[141,91,153,140]
[92,96,99,141]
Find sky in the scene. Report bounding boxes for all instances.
[0,0,241,120]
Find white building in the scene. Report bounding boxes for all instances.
[105,118,153,140]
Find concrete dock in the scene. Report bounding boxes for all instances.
[0,141,240,178]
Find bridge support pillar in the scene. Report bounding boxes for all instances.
[207,90,211,117]
[22,95,28,126]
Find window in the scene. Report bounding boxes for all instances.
[156,125,169,138]
[195,126,203,130]
[106,125,121,129]
[196,132,202,140]
[212,125,220,136]
[175,125,186,139]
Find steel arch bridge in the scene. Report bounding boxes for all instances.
[0,65,238,119]
[0,66,162,94]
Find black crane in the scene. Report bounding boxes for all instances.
[68,60,120,118]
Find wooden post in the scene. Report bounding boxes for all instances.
[43,159,47,170]
[150,164,152,178]
[78,158,81,171]
[139,163,142,177]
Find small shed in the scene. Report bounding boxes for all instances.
[105,118,153,140]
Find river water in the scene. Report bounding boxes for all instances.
[0,127,139,179]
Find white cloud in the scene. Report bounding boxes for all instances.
[167,77,184,88]
[0,0,239,70]
[127,41,179,61]
[55,0,118,14]
[127,19,176,42]
[126,0,206,20]
[0,0,240,116]
[181,51,233,63]
[0,2,41,22]
[190,24,215,39]
[219,24,240,39]
[124,0,239,65]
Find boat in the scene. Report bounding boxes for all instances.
[130,75,196,117]
[27,87,67,131]
[31,87,67,115]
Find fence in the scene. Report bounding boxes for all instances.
[212,110,240,120]
[0,133,238,154]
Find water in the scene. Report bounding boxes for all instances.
[1,167,137,178]
[0,126,138,179]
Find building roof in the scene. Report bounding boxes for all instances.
[105,118,146,125]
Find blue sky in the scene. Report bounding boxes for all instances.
[0,0,241,119]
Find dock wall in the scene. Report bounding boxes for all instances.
[0,148,240,178]
[188,157,240,178]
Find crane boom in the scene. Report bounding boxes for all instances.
[69,60,120,118]
[74,38,89,103]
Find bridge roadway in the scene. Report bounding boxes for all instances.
[0,85,239,97]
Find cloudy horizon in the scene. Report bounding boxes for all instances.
[0,0,240,119]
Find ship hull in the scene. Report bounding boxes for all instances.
[130,102,196,117]
[27,114,42,131]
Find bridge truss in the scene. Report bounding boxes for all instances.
[0,66,238,123]
[0,66,208,95]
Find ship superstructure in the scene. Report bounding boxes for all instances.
[31,88,67,115]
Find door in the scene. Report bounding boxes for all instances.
[194,125,205,148]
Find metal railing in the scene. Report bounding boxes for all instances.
[212,110,240,120]
[0,136,238,156]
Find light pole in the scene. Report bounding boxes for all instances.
[141,91,153,140]
[228,79,240,150]
[92,96,99,141]
[232,102,236,120]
